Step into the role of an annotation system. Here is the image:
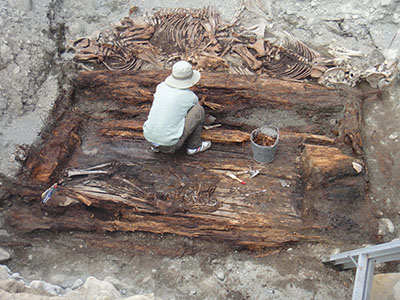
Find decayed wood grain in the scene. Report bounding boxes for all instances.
[99,119,337,145]
[3,70,374,249]
[74,70,355,111]
[24,114,82,183]
[100,119,250,143]
[75,70,364,150]
[301,144,364,188]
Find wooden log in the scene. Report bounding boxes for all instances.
[103,120,143,130]
[300,143,373,239]
[201,128,250,143]
[100,119,250,143]
[301,144,364,188]
[24,114,82,183]
[74,70,360,111]
[100,118,336,145]
[99,120,337,145]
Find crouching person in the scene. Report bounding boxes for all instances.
[143,61,211,155]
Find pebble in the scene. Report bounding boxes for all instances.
[80,276,121,299]
[29,280,64,296]
[389,133,398,140]
[329,118,337,126]
[81,146,98,156]
[0,247,10,263]
[214,270,225,281]
[71,278,84,290]
[378,218,395,236]
[279,179,290,187]
[331,248,341,255]
[142,276,151,284]
[0,265,11,280]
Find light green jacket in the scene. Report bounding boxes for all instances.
[143,82,198,146]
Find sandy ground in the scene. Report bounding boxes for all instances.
[0,0,400,299]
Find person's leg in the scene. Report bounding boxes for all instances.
[184,105,205,149]
[156,144,175,153]
[184,105,211,155]
[154,105,208,154]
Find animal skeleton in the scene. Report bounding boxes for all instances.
[68,5,326,80]
[67,17,161,72]
[328,45,364,63]
[150,7,223,53]
[318,66,361,87]
[68,5,392,89]
[364,59,398,91]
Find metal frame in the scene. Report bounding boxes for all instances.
[323,240,400,300]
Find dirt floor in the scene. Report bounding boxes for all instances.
[1,0,400,299]
[4,226,358,299]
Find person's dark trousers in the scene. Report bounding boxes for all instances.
[157,104,205,153]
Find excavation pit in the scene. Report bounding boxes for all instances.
[3,70,377,250]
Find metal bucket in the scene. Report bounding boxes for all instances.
[250,125,279,163]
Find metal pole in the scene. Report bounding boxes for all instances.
[352,254,375,300]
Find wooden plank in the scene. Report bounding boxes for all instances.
[98,119,336,145]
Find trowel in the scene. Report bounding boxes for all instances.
[236,169,260,178]
[249,170,260,178]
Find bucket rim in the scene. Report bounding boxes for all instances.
[250,125,280,148]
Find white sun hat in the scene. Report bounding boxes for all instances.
[165,61,201,89]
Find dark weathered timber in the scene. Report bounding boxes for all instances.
[74,70,356,111]
[24,114,83,183]
[74,70,364,150]
[3,70,376,249]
